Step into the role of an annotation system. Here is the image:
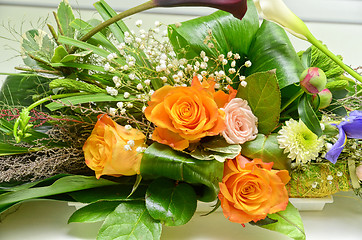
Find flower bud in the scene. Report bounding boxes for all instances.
[300,67,327,94]
[312,88,332,109]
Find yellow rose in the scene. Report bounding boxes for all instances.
[83,114,146,179]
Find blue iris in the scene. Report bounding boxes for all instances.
[325,111,362,164]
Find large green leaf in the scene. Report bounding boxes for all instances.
[140,143,223,202]
[259,202,306,240]
[168,0,259,60]
[0,143,31,156]
[240,134,291,170]
[245,20,304,89]
[0,175,117,210]
[98,201,162,240]
[298,93,322,137]
[0,74,51,107]
[68,201,122,223]
[236,71,281,135]
[57,0,75,38]
[145,178,197,226]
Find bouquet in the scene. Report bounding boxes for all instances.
[0,0,361,239]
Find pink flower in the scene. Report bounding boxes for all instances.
[222,98,258,144]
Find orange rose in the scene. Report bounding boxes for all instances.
[83,114,146,179]
[218,155,290,224]
[145,77,234,150]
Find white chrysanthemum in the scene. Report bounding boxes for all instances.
[277,119,324,164]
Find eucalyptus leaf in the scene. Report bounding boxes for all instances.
[259,202,306,240]
[190,136,241,162]
[236,70,281,135]
[68,201,122,223]
[57,0,75,38]
[298,93,322,137]
[240,134,291,170]
[146,178,197,226]
[141,143,223,202]
[98,201,162,240]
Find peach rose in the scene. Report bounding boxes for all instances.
[145,77,234,150]
[218,156,290,224]
[83,114,146,179]
[222,98,258,144]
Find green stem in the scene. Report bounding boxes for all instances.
[281,89,304,112]
[307,35,362,84]
[69,0,156,54]
[13,92,88,142]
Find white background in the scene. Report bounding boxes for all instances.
[0,1,361,239]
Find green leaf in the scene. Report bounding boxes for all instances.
[300,47,312,69]
[69,184,147,203]
[98,201,162,240]
[245,20,304,89]
[0,175,118,210]
[0,74,51,107]
[259,202,306,240]
[60,50,93,63]
[298,93,322,137]
[240,134,291,170]
[189,136,241,162]
[68,201,122,223]
[0,143,31,156]
[236,70,281,135]
[146,178,197,226]
[51,45,69,63]
[168,1,259,60]
[45,93,135,111]
[57,0,75,38]
[21,29,56,68]
[70,19,119,54]
[51,62,105,72]
[140,143,223,202]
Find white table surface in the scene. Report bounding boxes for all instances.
[0,191,361,240]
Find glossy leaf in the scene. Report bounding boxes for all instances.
[68,201,122,223]
[260,202,306,240]
[168,0,259,60]
[146,178,197,226]
[0,175,118,209]
[298,93,322,137]
[245,20,304,89]
[0,74,51,107]
[0,143,30,156]
[240,134,291,170]
[190,136,241,162]
[51,45,69,63]
[57,0,75,38]
[45,93,135,111]
[140,143,223,202]
[98,201,162,240]
[236,70,281,135]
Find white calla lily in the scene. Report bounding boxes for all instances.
[253,0,311,40]
[252,0,362,83]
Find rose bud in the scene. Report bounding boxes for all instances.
[300,67,327,94]
[312,88,333,109]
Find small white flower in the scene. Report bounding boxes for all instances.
[227,51,233,58]
[245,60,252,67]
[218,54,225,62]
[104,63,111,71]
[337,172,343,177]
[106,86,118,96]
[142,106,147,112]
[144,79,151,85]
[108,107,117,116]
[228,68,236,74]
[124,92,130,99]
[116,102,124,109]
[326,175,333,181]
[124,144,132,151]
[127,140,135,147]
[231,60,236,68]
[127,102,133,108]
[137,83,143,90]
[312,182,318,188]
[240,81,247,87]
[234,53,241,60]
[155,20,161,27]
[203,56,209,62]
[125,125,132,130]
[239,75,246,81]
[135,19,143,27]
[200,62,208,69]
[160,76,168,83]
[136,146,146,153]
[120,109,126,115]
